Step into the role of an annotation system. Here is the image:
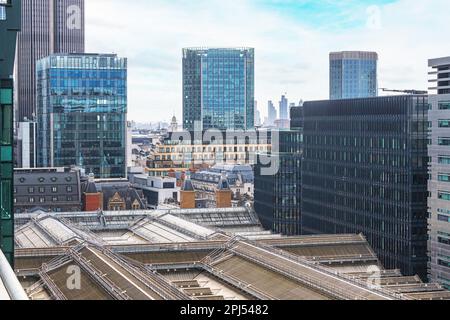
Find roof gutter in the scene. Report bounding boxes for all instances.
[0,250,29,300]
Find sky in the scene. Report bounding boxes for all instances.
[85,0,450,123]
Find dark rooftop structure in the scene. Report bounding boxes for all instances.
[13,168,82,214]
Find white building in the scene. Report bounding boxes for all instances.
[132,175,180,208]
[428,56,450,290]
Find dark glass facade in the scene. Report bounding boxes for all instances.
[183,48,255,131]
[254,107,303,235]
[36,53,127,179]
[16,0,85,122]
[302,96,429,279]
[0,0,20,266]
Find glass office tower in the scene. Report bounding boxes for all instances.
[183,48,255,131]
[302,96,429,279]
[0,0,21,266]
[330,51,378,100]
[36,53,127,179]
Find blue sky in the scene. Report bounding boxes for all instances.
[86,0,450,122]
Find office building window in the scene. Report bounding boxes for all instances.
[439,120,450,128]
[439,156,450,165]
[438,174,450,183]
[438,191,450,201]
[0,7,6,21]
[439,102,450,110]
[439,138,450,146]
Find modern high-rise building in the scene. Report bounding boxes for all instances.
[0,0,21,266]
[182,48,255,131]
[36,53,128,179]
[330,51,378,100]
[254,107,303,235]
[428,56,450,290]
[279,94,288,120]
[267,100,277,126]
[16,0,85,122]
[302,96,429,279]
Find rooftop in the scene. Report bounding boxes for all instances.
[12,209,450,301]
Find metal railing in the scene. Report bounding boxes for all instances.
[99,246,190,300]
[39,271,67,301]
[68,247,131,300]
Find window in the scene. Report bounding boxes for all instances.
[438,174,450,183]
[67,186,73,193]
[28,187,35,193]
[39,187,45,193]
[39,198,45,203]
[67,196,73,202]
[438,215,450,222]
[438,191,450,201]
[439,102,450,110]
[52,197,58,202]
[439,156,450,165]
[0,6,6,21]
[438,237,450,245]
[439,138,450,146]
[439,120,450,128]
[52,187,58,193]
[29,197,35,203]
[438,259,450,268]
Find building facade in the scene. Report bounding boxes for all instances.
[302,96,429,279]
[254,107,303,235]
[428,56,450,289]
[14,168,82,213]
[0,0,21,266]
[16,0,85,122]
[36,53,128,179]
[182,48,255,131]
[132,175,179,208]
[330,51,378,100]
[147,131,271,177]
[191,164,254,207]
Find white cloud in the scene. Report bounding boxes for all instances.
[85,0,450,122]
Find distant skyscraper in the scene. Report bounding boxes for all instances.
[330,51,378,100]
[255,102,261,127]
[267,100,277,125]
[16,0,85,122]
[428,56,450,290]
[36,53,127,179]
[302,96,429,279]
[182,48,255,131]
[0,0,21,266]
[279,94,288,120]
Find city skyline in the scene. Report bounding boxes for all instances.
[86,0,450,122]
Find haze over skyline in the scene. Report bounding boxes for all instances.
[86,0,450,122]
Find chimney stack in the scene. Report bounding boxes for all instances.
[180,172,196,209]
[216,172,232,208]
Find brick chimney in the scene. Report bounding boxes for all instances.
[216,172,232,208]
[180,172,196,209]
